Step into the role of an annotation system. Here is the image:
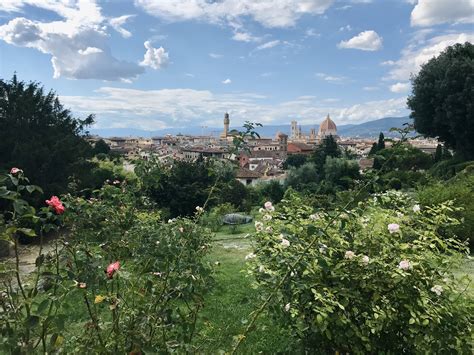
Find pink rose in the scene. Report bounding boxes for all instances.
[10,167,21,174]
[106,261,120,279]
[45,196,65,215]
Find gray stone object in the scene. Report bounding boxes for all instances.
[222,213,253,225]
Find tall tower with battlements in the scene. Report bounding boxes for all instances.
[221,112,230,139]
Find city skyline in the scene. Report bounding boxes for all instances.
[0,0,472,130]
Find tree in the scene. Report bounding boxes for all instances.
[368,142,378,156]
[310,135,341,170]
[93,139,111,155]
[434,144,443,163]
[0,75,94,198]
[377,132,385,151]
[283,154,307,169]
[407,42,474,159]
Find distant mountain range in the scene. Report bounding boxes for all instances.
[89,116,414,139]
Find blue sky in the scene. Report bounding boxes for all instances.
[0,0,472,130]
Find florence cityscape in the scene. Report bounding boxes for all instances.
[0,0,473,353]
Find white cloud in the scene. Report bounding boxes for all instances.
[109,15,135,38]
[363,86,379,91]
[339,25,352,31]
[305,28,320,37]
[256,39,281,50]
[338,30,383,51]
[390,82,411,93]
[209,52,223,58]
[59,86,409,129]
[315,72,347,83]
[134,0,336,28]
[386,32,474,81]
[78,47,103,55]
[411,0,474,27]
[381,60,396,66]
[222,78,232,84]
[140,41,169,69]
[0,1,146,81]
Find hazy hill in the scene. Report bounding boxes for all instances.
[90,116,413,139]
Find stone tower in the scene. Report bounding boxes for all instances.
[221,112,230,138]
[291,120,298,140]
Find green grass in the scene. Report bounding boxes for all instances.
[194,229,298,353]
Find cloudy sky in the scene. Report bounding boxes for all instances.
[0,0,472,130]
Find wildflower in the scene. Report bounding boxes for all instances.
[112,180,120,185]
[263,214,272,221]
[195,206,204,213]
[319,243,328,254]
[106,261,120,279]
[94,295,106,304]
[284,303,291,312]
[74,281,87,289]
[430,285,443,296]
[10,167,21,174]
[388,223,400,234]
[281,238,290,247]
[255,221,264,231]
[396,212,404,218]
[179,227,184,233]
[245,253,256,260]
[345,251,356,259]
[309,213,319,221]
[45,196,65,215]
[264,201,275,211]
[398,260,412,270]
[361,255,370,265]
[168,219,174,224]
[413,204,421,213]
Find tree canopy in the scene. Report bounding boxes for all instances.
[0,75,94,197]
[407,42,474,159]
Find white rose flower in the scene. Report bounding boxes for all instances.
[255,221,264,231]
[284,303,291,312]
[345,251,356,259]
[281,238,290,248]
[413,204,421,213]
[398,260,412,270]
[263,214,272,221]
[361,255,370,265]
[430,285,443,296]
[245,253,256,260]
[388,223,400,234]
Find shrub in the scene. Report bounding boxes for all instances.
[247,191,472,353]
[1,173,213,353]
[417,172,474,249]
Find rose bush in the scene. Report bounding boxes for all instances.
[1,172,214,353]
[247,191,473,353]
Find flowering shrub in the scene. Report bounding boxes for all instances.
[247,191,473,353]
[1,173,214,353]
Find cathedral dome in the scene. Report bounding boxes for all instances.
[318,114,337,133]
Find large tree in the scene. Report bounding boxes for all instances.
[0,75,94,197]
[407,42,474,159]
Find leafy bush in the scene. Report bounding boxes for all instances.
[247,191,472,353]
[418,172,474,249]
[1,173,214,353]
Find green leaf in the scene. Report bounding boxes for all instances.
[409,318,416,325]
[37,299,50,314]
[26,315,40,328]
[18,228,36,237]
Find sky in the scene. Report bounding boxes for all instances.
[0,0,472,131]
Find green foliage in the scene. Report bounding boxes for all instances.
[1,173,213,353]
[283,154,308,169]
[310,135,341,170]
[285,162,320,192]
[408,42,474,159]
[374,144,433,172]
[377,132,385,151]
[92,139,110,155]
[135,158,217,217]
[418,172,474,248]
[0,75,94,200]
[323,157,360,191]
[247,191,473,353]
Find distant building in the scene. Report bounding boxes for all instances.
[317,114,338,142]
[220,112,230,139]
[287,142,314,155]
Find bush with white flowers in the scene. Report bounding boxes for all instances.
[247,191,473,353]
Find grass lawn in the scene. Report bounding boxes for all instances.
[194,224,299,353]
